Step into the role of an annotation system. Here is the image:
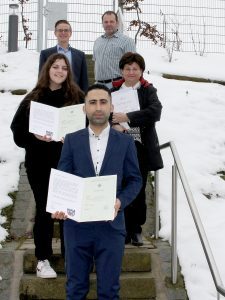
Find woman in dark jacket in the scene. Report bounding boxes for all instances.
[10,53,84,278]
[111,52,163,246]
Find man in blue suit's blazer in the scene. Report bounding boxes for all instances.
[39,20,88,92]
[54,84,142,299]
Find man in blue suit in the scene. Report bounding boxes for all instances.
[53,84,142,299]
[39,20,88,92]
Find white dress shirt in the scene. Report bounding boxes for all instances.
[88,124,110,176]
[121,81,141,90]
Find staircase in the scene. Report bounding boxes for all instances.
[4,58,188,300]
[85,54,95,86]
[13,166,188,300]
[19,238,157,299]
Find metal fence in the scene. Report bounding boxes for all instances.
[122,0,225,54]
[0,0,114,53]
[44,0,114,53]
[0,0,225,54]
[0,0,39,51]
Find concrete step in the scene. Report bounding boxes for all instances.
[89,78,95,85]
[87,76,95,85]
[23,245,153,274]
[19,238,156,299]
[85,55,94,66]
[53,221,61,238]
[85,54,95,85]
[19,272,156,300]
[87,63,94,70]
[87,70,94,77]
[85,54,93,60]
[4,163,188,300]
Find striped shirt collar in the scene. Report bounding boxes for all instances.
[101,30,120,39]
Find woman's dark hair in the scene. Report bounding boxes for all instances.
[25,53,84,106]
[119,52,145,72]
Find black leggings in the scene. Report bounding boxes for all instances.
[30,182,64,260]
[125,141,148,234]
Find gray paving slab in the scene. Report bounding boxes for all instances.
[0,163,35,300]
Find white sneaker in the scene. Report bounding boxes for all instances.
[36,259,57,278]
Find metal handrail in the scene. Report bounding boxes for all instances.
[154,141,225,299]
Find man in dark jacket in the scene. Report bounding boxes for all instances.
[53,84,142,299]
[39,20,88,92]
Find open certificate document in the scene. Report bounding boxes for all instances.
[46,169,117,222]
[29,101,85,141]
[112,88,140,112]
[111,88,140,129]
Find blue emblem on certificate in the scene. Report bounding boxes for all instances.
[67,208,75,217]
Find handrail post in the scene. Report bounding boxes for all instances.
[159,141,225,296]
[154,170,159,239]
[171,164,178,284]
[217,292,220,300]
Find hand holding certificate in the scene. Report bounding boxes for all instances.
[47,169,117,222]
[111,88,140,129]
[29,101,85,141]
[112,88,140,113]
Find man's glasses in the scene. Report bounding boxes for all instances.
[55,29,71,33]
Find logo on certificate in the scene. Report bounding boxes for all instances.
[46,130,53,138]
[67,208,75,216]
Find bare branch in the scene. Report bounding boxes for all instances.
[122,0,164,47]
[17,0,32,48]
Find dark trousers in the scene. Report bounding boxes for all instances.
[30,182,64,260]
[64,220,125,300]
[125,141,148,234]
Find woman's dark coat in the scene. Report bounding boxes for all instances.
[112,79,163,171]
[10,88,66,184]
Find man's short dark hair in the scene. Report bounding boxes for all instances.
[102,11,118,22]
[55,20,72,31]
[119,52,145,72]
[85,84,111,99]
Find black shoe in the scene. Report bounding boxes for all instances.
[125,234,131,244]
[131,233,143,246]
